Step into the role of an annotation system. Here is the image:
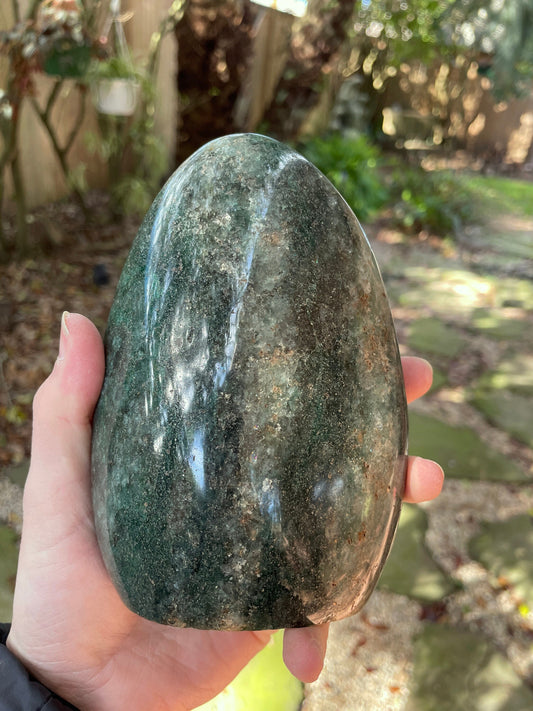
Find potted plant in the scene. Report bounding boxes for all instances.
[89,55,141,117]
[38,0,93,79]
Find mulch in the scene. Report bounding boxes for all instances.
[0,192,139,469]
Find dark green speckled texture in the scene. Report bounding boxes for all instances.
[91,133,407,630]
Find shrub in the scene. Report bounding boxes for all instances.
[298,132,389,221]
[298,132,483,238]
[387,165,480,237]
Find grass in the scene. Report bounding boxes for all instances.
[464,175,533,217]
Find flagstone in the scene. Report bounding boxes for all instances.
[408,318,466,359]
[378,504,457,601]
[406,624,533,711]
[469,514,533,610]
[409,413,528,482]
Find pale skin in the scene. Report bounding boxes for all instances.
[7,313,444,711]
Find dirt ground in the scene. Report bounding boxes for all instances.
[0,192,139,469]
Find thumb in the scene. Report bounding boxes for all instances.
[23,312,105,545]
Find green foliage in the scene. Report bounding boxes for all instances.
[298,132,388,221]
[87,55,143,81]
[462,175,533,218]
[66,162,88,195]
[354,0,454,67]
[352,0,533,104]
[389,169,533,240]
[82,0,186,219]
[443,0,533,99]
[0,1,96,85]
[84,21,171,218]
[113,175,156,217]
[298,132,483,237]
[115,129,166,216]
[87,103,166,218]
[387,165,479,237]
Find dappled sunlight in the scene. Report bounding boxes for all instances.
[472,307,530,339]
[376,228,405,245]
[477,353,533,394]
[198,631,303,711]
[506,112,533,164]
[397,266,499,316]
[467,112,486,136]
[433,388,467,404]
[450,277,492,304]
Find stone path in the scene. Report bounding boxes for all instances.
[1,204,532,710]
[301,210,533,710]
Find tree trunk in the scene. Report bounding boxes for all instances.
[2,94,28,256]
[11,151,28,255]
[0,175,7,260]
[174,0,256,163]
[262,0,357,141]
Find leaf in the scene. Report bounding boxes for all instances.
[5,405,27,425]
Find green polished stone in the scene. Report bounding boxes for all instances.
[91,133,407,630]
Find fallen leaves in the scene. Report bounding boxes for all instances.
[0,194,138,470]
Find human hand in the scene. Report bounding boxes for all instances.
[7,313,443,711]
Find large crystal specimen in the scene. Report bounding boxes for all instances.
[91,133,408,630]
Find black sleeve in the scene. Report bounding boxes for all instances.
[0,624,79,711]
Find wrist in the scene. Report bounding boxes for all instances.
[6,627,87,710]
[2,625,80,710]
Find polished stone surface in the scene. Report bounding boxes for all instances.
[91,133,407,630]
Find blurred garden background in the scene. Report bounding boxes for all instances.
[1,0,533,708]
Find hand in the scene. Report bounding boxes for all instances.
[7,313,443,711]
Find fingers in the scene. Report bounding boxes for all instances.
[403,456,444,503]
[282,624,329,683]
[400,356,444,502]
[24,313,105,543]
[402,356,433,404]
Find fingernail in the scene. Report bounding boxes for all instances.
[57,311,70,361]
[62,310,70,336]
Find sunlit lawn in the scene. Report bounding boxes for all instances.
[464,174,533,217]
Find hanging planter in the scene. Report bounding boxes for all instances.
[89,56,141,116]
[38,0,92,78]
[43,40,91,79]
[93,77,140,116]
[89,0,142,117]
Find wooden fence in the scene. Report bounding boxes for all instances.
[0,0,177,208]
[1,2,531,210]
[379,62,533,165]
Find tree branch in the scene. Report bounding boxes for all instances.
[147,0,187,77]
[11,0,20,23]
[44,81,63,123]
[65,86,87,154]
[30,84,88,213]
[26,0,43,22]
